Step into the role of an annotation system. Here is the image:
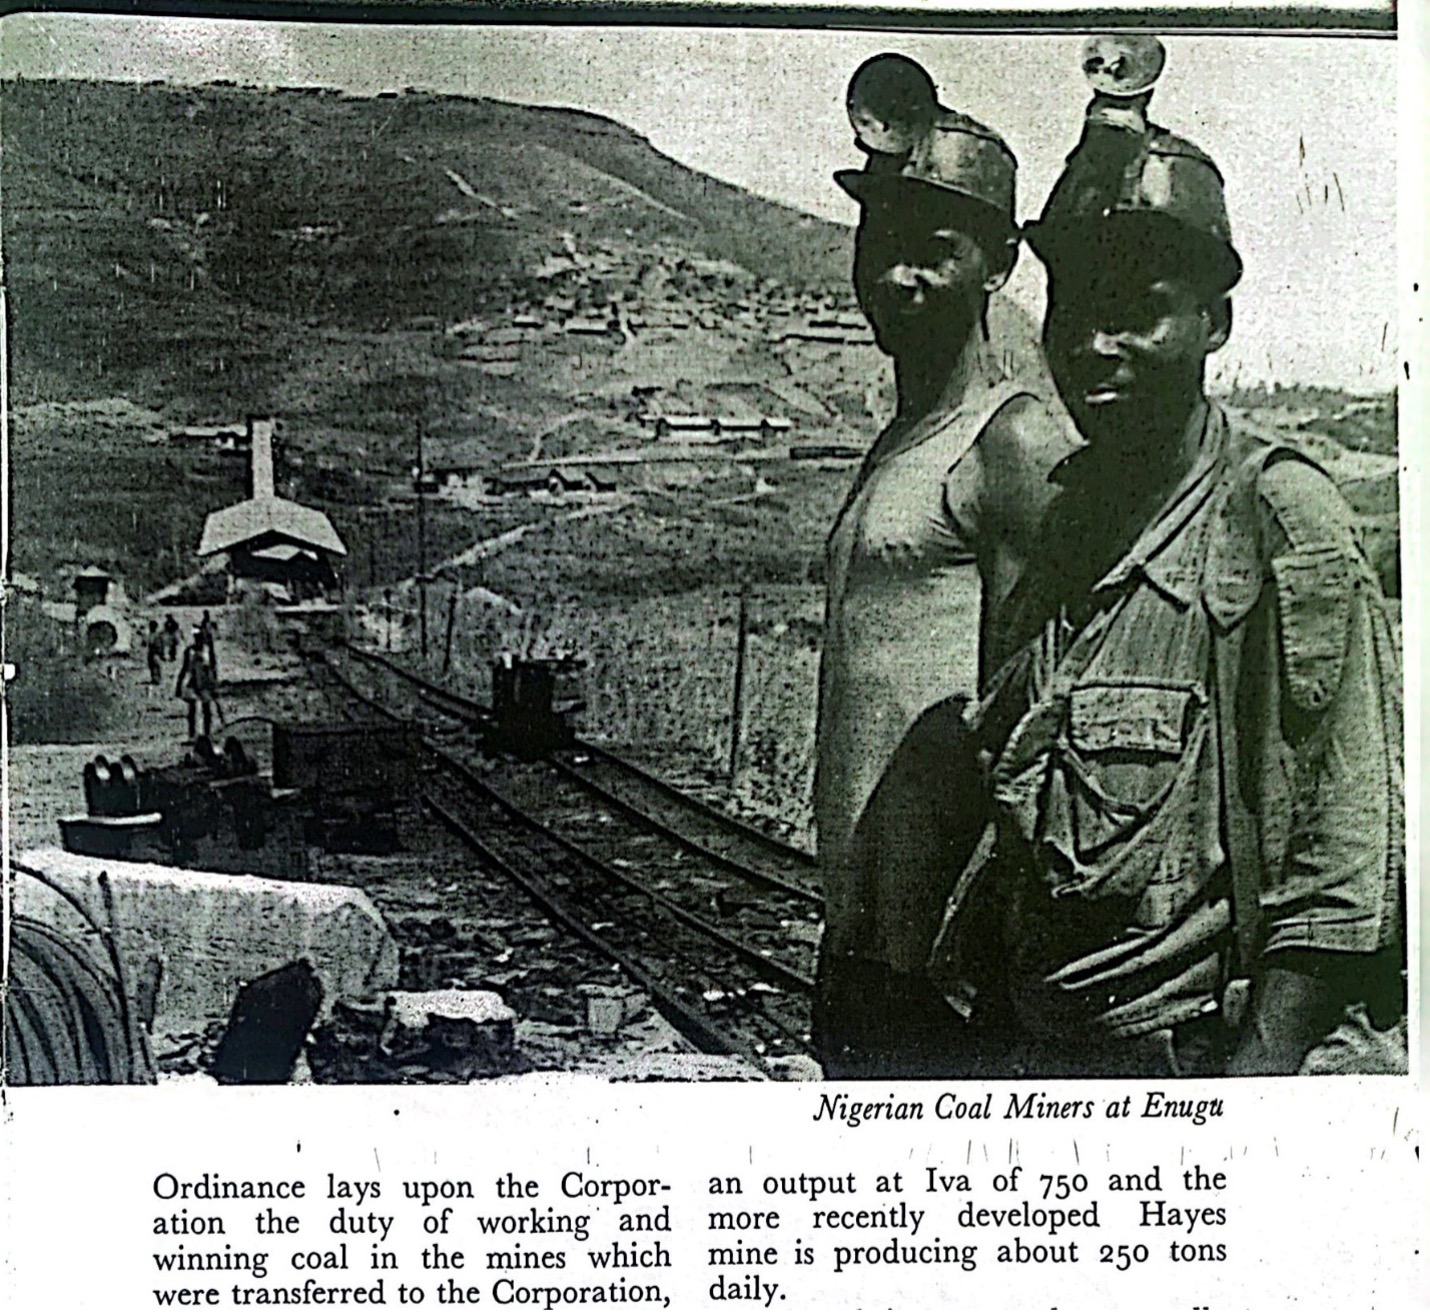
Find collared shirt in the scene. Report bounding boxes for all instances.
[979,403,1401,1043]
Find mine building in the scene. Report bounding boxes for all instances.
[563,316,618,338]
[548,464,619,495]
[197,418,348,599]
[63,564,134,656]
[169,421,247,450]
[73,563,113,615]
[486,469,550,498]
[713,416,764,438]
[430,465,485,494]
[790,441,863,463]
[654,414,716,441]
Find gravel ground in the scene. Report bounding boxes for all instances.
[10,608,764,1082]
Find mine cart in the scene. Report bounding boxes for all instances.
[487,655,584,758]
[272,721,422,852]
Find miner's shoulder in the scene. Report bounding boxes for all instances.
[1253,451,1361,556]
[978,389,1081,506]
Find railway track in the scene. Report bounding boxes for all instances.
[312,649,820,1076]
[338,642,817,897]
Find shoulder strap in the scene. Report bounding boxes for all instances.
[865,379,1033,485]
[1210,605,1262,978]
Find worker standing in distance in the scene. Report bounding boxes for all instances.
[813,54,1075,1078]
[175,626,220,742]
[934,36,1404,1077]
[145,619,165,689]
[198,609,218,679]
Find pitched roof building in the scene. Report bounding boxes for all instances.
[198,419,347,595]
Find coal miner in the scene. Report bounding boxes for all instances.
[934,37,1405,1077]
[175,625,220,741]
[813,54,1075,1078]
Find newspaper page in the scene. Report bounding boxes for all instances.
[2,2,1424,1309]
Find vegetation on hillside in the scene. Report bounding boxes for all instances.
[2,78,850,407]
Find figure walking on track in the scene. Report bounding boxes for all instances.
[145,619,164,689]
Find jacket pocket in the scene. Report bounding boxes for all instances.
[1059,680,1205,860]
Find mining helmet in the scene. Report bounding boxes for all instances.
[1024,36,1242,293]
[835,53,1017,244]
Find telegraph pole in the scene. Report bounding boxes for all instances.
[727,586,749,785]
[416,417,428,659]
[442,577,459,675]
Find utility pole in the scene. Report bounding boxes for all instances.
[727,586,749,786]
[442,578,459,675]
[416,417,428,660]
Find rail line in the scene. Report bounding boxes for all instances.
[339,641,820,904]
[312,652,818,1075]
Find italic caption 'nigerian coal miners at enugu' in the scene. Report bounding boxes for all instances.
[922,35,1405,1078]
[813,54,1077,1078]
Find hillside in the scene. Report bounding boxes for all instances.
[3,77,1063,603]
[2,78,1397,838]
[1,78,850,406]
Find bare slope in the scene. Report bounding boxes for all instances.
[2,79,850,403]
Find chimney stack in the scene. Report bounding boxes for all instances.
[249,417,276,499]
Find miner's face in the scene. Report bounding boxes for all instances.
[1043,257,1228,450]
[854,199,1004,361]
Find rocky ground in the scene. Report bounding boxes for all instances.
[9,606,764,1083]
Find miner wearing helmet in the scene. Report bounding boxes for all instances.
[933,38,1405,1077]
[813,54,1075,1078]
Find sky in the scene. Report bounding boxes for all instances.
[0,15,1399,390]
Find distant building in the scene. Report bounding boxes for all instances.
[431,465,485,494]
[49,565,133,656]
[790,442,863,462]
[776,327,850,345]
[169,421,247,447]
[811,312,869,331]
[197,418,348,598]
[72,564,113,617]
[487,469,549,498]
[460,342,523,364]
[486,326,532,346]
[655,415,717,441]
[563,317,617,337]
[713,417,765,439]
[549,465,618,494]
[489,463,621,497]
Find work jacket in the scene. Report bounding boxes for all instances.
[937,404,1402,1058]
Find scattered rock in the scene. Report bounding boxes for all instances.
[211,960,324,1085]
[765,1053,824,1082]
[394,915,458,945]
[309,988,526,1083]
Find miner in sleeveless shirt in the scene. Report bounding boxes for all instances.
[812,56,1076,1078]
[931,38,1404,1077]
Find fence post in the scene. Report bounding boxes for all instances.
[727,587,749,785]
[443,582,459,675]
